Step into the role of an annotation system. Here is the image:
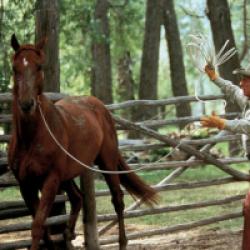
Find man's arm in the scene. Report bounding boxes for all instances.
[224,119,250,134]
[205,65,248,110]
[201,112,250,134]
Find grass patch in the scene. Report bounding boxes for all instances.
[1,161,249,233]
[95,162,249,232]
[0,186,21,201]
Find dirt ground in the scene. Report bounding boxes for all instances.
[0,224,243,249]
[72,225,243,250]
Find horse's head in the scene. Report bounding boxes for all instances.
[11,34,46,115]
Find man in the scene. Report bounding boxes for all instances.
[201,65,250,159]
[201,65,250,250]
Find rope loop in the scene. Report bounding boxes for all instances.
[38,101,152,175]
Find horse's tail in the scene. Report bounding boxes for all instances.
[118,154,158,206]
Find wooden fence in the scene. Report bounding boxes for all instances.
[0,92,249,249]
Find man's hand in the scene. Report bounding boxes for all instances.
[201,111,225,130]
[204,65,218,81]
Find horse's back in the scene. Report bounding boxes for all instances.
[56,95,113,125]
[55,95,106,145]
[54,95,118,179]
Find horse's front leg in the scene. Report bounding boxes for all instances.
[20,182,55,250]
[30,174,60,250]
[19,181,39,217]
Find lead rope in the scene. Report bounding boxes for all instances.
[37,97,179,175]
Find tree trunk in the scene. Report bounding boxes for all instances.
[117,51,138,138]
[91,0,113,104]
[117,52,135,105]
[117,51,136,115]
[162,0,192,129]
[206,0,241,155]
[206,0,240,87]
[137,0,161,121]
[35,2,67,249]
[35,0,60,92]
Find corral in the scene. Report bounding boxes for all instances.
[0,93,248,249]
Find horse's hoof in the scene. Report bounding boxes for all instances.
[64,227,76,241]
[66,241,75,250]
[119,242,127,250]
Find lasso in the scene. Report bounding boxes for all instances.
[186,34,237,116]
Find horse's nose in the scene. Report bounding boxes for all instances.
[20,99,34,113]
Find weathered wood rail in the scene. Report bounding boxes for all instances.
[0,93,248,249]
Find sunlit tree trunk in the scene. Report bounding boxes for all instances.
[162,0,191,129]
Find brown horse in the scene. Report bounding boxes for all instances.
[8,34,158,250]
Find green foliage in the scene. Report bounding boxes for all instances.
[1,162,248,233]
[58,0,146,96]
[0,0,35,92]
[59,0,93,94]
[0,0,248,109]
[109,0,146,101]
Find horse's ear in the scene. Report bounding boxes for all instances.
[11,34,20,51]
[35,37,47,51]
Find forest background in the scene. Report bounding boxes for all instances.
[0,0,249,124]
[1,2,250,245]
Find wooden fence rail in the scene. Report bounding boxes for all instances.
[0,93,248,249]
[0,177,245,220]
[0,194,244,235]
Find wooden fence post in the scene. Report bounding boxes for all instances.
[242,192,250,250]
[80,170,100,250]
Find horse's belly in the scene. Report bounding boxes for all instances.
[62,143,101,180]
